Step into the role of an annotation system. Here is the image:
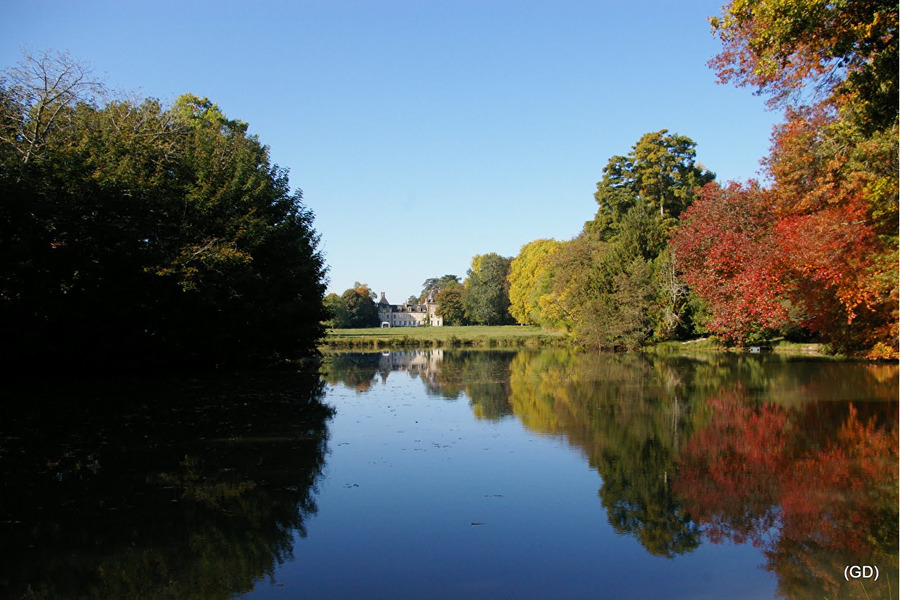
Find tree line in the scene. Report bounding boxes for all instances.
[501,1,896,359]
[331,2,896,358]
[0,51,328,369]
[324,260,516,329]
[341,0,895,359]
[9,0,893,363]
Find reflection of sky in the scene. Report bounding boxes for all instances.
[240,370,777,599]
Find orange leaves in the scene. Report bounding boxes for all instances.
[709,0,897,123]
[677,392,899,559]
[672,111,897,354]
[706,0,898,357]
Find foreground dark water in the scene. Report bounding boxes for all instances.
[1,350,896,599]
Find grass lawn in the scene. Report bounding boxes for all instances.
[322,325,566,349]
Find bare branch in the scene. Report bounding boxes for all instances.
[0,49,105,165]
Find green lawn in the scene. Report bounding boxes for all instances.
[322,325,566,349]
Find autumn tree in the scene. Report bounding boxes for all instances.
[508,239,561,326]
[671,181,792,344]
[765,107,898,355]
[708,0,898,356]
[709,0,897,132]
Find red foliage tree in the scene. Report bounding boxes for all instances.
[704,0,898,358]
[671,181,790,344]
[766,106,898,356]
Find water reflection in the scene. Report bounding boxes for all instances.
[0,370,332,600]
[509,350,898,598]
[323,349,516,418]
[324,349,899,598]
[677,393,898,600]
[508,351,700,558]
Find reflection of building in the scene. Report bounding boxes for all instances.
[378,292,443,327]
[377,350,444,388]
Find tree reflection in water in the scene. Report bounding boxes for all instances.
[677,390,899,600]
[324,349,898,597]
[322,349,516,418]
[507,350,701,558]
[1,370,332,600]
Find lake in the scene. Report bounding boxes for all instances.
[2,349,897,599]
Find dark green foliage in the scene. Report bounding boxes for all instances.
[435,284,467,325]
[563,130,715,349]
[579,258,656,350]
[329,281,380,328]
[464,253,513,325]
[420,274,461,302]
[0,55,327,368]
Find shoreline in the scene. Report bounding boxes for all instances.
[320,327,839,359]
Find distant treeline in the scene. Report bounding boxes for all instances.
[0,51,327,369]
[324,268,513,329]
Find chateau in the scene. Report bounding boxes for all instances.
[378,292,443,327]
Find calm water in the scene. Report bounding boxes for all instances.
[2,350,897,599]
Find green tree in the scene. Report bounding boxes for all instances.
[537,234,604,332]
[340,282,380,328]
[578,256,656,350]
[420,274,461,302]
[591,130,714,237]
[323,293,349,328]
[435,284,466,325]
[463,253,513,325]
[0,53,327,367]
[557,130,716,348]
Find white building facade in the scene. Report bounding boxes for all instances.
[377,292,443,327]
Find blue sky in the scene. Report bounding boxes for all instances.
[3,1,781,302]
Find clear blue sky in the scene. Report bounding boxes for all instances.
[3,1,780,302]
